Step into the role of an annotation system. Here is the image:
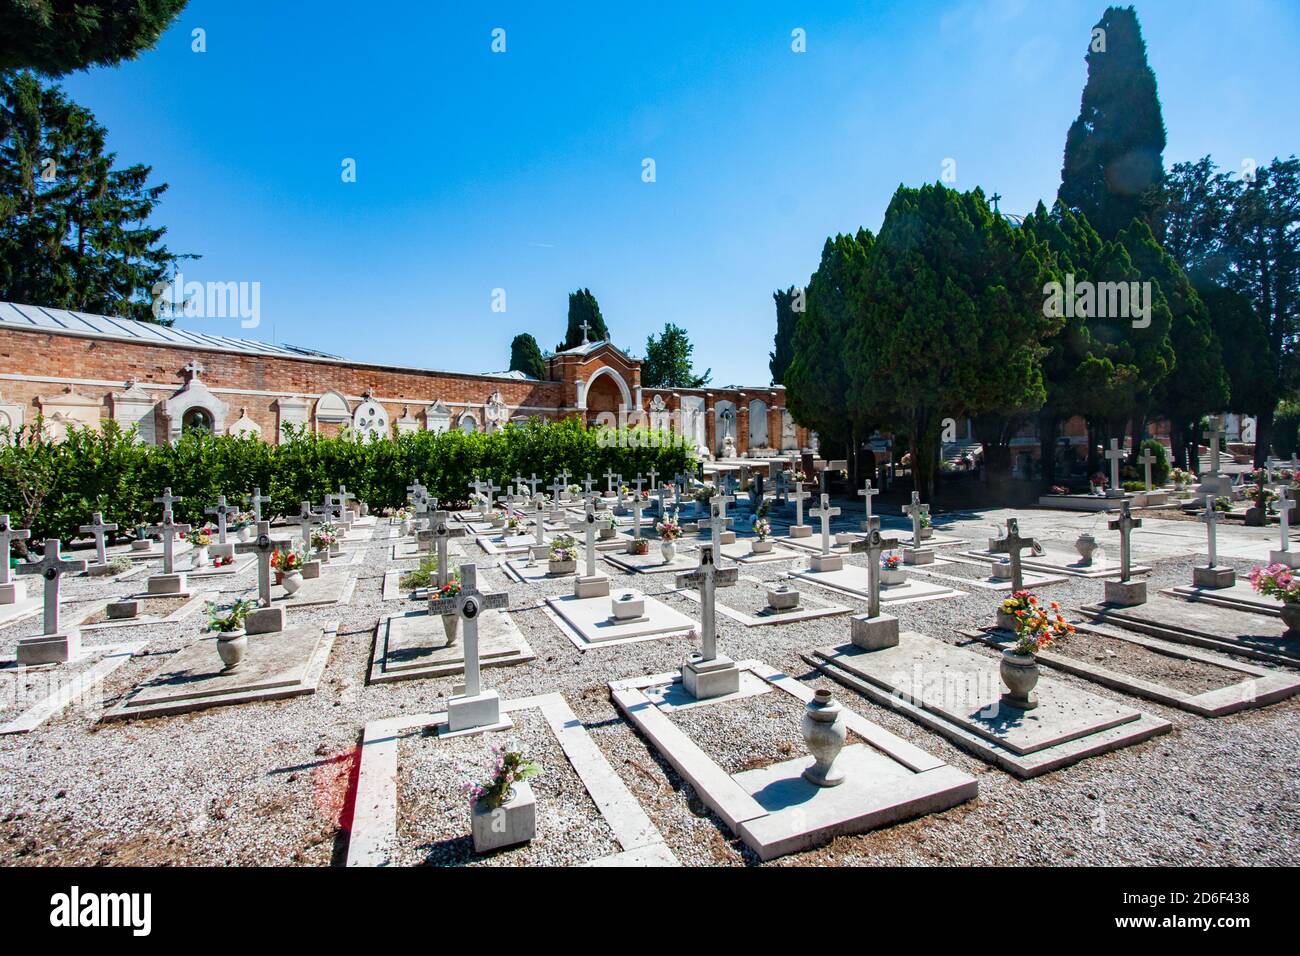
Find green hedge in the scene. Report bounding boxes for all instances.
[0,417,695,546]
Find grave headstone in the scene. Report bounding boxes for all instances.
[235,520,291,634]
[990,518,1037,593]
[675,544,740,700]
[247,487,271,525]
[429,563,510,733]
[147,505,191,595]
[809,494,843,572]
[1103,439,1126,498]
[857,480,880,533]
[78,511,118,573]
[429,510,467,588]
[0,514,32,605]
[1139,448,1156,493]
[848,529,901,649]
[574,499,610,597]
[788,485,812,538]
[902,492,933,565]
[698,496,734,565]
[1193,495,1235,588]
[1270,489,1299,568]
[15,538,86,664]
[1103,501,1146,606]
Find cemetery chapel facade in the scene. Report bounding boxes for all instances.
[0,302,806,456]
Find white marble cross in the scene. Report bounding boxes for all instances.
[1278,490,1294,554]
[556,470,572,492]
[850,528,900,619]
[654,482,668,515]
[858,479,879,531]
[548,475,566,506]
[78,512,118,567]
[646,466,659,497]
[580,499,600,578]
[150,509,191,575]
[675,544,737,663]
[154,487,182,515]
[234,520,290,607]
[673,473,688,511]
[337,484,356,515]
[428,563,508,699]
[604,469,618,496]
[204,495,236,543]
[1200,495,1222,566]
[1108,501,1142,582]
[247,487,271,524]
[16,539,86,635]
[629,489,646,540]
[527,473,541,497]
[296,501,315,547]
[790,485,811,526]
[1105,438,1125,491]
[428,510,466,588]
[699,495,734,561]
[902,491,929,546]
[533,501,547,549]
[990,517,1038,592]
[1202,421,1224,474]
[1139,448,1156,492]
[0,514,31,587]
[482,479,501,510]
[810,494,841,556]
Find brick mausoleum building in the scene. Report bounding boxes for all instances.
[0,302,807,457]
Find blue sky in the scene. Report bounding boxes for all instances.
[59,0,1299,386]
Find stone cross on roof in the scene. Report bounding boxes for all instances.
[79,512,117,567]
[579,318,591,345]
[1107,501,1142,583]
[428,563,508,700]
[990,517,1037,592]
[17,538,86,636]
[182,359,205,380]
[0,514,31,587]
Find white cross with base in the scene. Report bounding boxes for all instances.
[673,473,690,511]
[790,485,811,527]
[858,479,879,532]
[428,510,466,588]
[1202,421,1224,474]
[296,501,315,547]
[234,520,290,608]
[556,470,571,493]
[79,512,118,566]
[1138,448,1157,492]
[481,479,501,512]
[428,563,508,700]
[205,495,236,544]
[580,499,600,578]
[0,514,31,588]
[1105,439,1125,492]
[154,487,182,516]
[247,487,271,524]
[614,475,626,509]
[17,539,86,635]
[902,491,928,547]
[337,484,356,516]
[582,474,596,496]
[810,494,840,556]
[1108,501,1142,582]
[604,469,618,496]
[1200,495,1222,566]
[1278,489,1294,554]
[990,517,1038,592]
[675,544,737,662]
[149,509,191,575]
[548,475,566,507]
[527,474,541,498]
[629,486,647,540]
[699,495,734,562]
[849,528,900,619]
[530,500,547,558]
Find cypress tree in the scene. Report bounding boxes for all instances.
[769,286,799,384]
[508,333,548,380]
[557,288,609,350]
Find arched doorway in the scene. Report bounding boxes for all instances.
[585,372,626,425]
[182,406,213,434]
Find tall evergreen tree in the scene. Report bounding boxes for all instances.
[1059,5,1167,241]
[0,0,189,76]
[557,288,609,350]
[508,332,547,379]
[768,286,799,384]
[641,323,710,388]
[0,72,189,323]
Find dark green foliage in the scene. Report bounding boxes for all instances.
[557,288,609,350]
[508,333,548,380]
[641,322,710,389]
[0,418,694,545]
[1059,6,1166,241]
[0,0,189,75]
[1139,437,1170,485]
[769,286,800,384]
[0,72,191,324]
[1273,401,1300,459]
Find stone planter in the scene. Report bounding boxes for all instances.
[1281,601,1300,638]
[660,540,677,563]
[440,613,460,647]
[329,540,341,555]
[1074,532,1099,565]
[629,540,649,556]
[834,532,855,547]
[751,538,774,554]
[399,519,411,536]
[471,782,536,854]
[766,584,800,610]
[919,527,933,540]
[800,689,846,787]
[612,592,645,620]
[193,546,209,568]
[1000,650,1039,710]
[491,516,505,529]
[599,526,616,540]
[881,566,905,586]
[996,609,1019,632]
[548,558,577,576]
[282,571,304,596]
[216,630,248,670]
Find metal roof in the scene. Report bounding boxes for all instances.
[0,302,342,359]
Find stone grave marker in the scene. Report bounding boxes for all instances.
[788,485,812,538]
[847,529,901,648]
[147,502,191,595]
[809,494,842,572]
[1193,495,1235,588]
[429,563,511,734]
[247,486,271,525]
[1103,501,1146,606]
[1270,489,1298,568]
[1103,438,1126,498]
[15,538,87,664]
[990,518,1037,594]
[857,479,880,533]
[0,514,32,607]
[205,494,238,559]
[235,520,291,634]
[78,511,118,574]
[574,498,610,598]
[675,544,739,700]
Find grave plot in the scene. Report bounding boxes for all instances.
[1161,580,1282,618]
[805,632,1171,779]
[718,539,805,565]
[960,542,1148,580]
[1,639,146,734]
[380,555,482,602]
[180,554,256,579]
[347,692,676,866]
[118,539,194,562]
[249,569,356,611]
[601,543,699,576]
[369,607,534,683]
[475,532,536,557]
[73,589,214,632]
[610,660,976,861]
[674,575,851,628]
[957,622,1300,717]
[790,561,964,606]
[906,555,1066,592]
[101,621,338,721]
[1077,595,1300,667]
[545,587,697,650]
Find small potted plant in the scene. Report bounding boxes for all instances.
[506,514,524,535]
[1212,496,1233,514]
[880,550,904,585]
[548,535,578,575]
[599,513,617,539]
[751,516,773,554]
[1089,473,1108,496]
[566,483,581,500]
[918,511,933,540]
[1248,563,1300,636]
[655,512,681,561]
[233,511,254,542]
[629,537,650,556]
[272,547,305,595]
[311,523,339,559]
[463,745,543,854]
[1169,467,1193,491]
[1000,595,1074,710]
[191,525,214,567]
[395,506,413,536]
[206,598,256,670]
[489,508,506,529]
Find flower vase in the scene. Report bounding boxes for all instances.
[1074,533,1099,565]
[751,538,773,554]
[660,540,677,563]
[440,612,460,647]
[216,630,247,670]
[1281,601,1300,638]
[1000,650,1040,709]
[236,526,250,542]
[282,571,303,595]
[194,546,209,568]
[800,689,846,787]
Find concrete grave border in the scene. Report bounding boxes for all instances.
[674,574,852,628]
[74,588,216,632]
[0,640,146,735]
[368,610,535,683]
[543,590,696,652]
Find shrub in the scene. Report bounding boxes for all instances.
[1139,439,1170,487]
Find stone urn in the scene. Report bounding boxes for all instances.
[440,612,460,647]
[801,689,846,787]
[881,566,905,586]
[548,557,577,576]
[599,526,616,540]
[1074,532,1100,565]
[216,630,247,670]
[1000,650,1040,710]
[193,545,209,568]
[471,782,536,854]
[236,526,250,543]
[660,540,677,563]
[282,570,304,596]
[1281,602,1300,638]
[752,538,774,554]
[834,532,854,547]
[919,526,933,540]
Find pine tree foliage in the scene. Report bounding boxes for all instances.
[0,0,190,76]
